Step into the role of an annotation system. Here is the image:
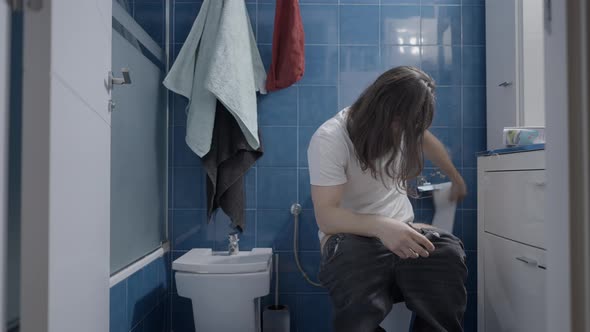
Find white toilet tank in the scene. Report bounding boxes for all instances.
[173,248,273,332]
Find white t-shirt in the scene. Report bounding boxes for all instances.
[307,109,414,241]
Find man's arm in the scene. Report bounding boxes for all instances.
[423,130,467,201]
[312,184,434,259]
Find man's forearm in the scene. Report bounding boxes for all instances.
[422,130,462,182]
[314,206,390,238]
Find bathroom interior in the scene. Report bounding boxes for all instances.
[2,0,589,332]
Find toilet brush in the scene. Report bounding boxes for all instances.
[262,254,290,332]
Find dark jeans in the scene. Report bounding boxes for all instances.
[319,226,468,332]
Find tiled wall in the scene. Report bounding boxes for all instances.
[166,0,486,331]
[110,255,171,332]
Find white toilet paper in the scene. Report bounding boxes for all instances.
[431,182,457,233]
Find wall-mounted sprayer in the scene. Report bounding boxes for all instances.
[290,203,322,287]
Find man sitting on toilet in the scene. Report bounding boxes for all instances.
[308,66,468,332]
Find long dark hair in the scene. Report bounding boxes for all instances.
[346,66,435,192]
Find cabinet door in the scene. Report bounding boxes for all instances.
[486,0,518,149]
[483,233,546,332]
[482,170,546,248]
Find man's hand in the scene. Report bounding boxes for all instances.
[450,176,467,202]
[422,130,468,202]
[376,218,435,259]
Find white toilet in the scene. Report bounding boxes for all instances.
[173,248,273,332]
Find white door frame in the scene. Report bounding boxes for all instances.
[545,0,590,331]
[20,0,112,331]
[0,2,10,330]
[562,1,590,331]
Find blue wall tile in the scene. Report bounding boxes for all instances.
[422,46,462,86]
[278,252,325,293]
[341,0,379,3]
[298,210,321,251]
[127,270,147,328]
[173,129,201,167]
[258,127,298,167]
[257,3,275,44]
[463,128,486,167]
[427,127,462,167]
[258,87,298,126]
[134,2,165,46]
[301,4,339,44]
[143,260,160,314]
[298,169,313,209]
[299,126,317,167]
[301,45,339,85]
[433,86,461,127]
[257,43,273,70]
[110,281,128,332]
[462,210,478,250]
[245,169,257,209]
[460,168,477,209]
[381,45,421,69]
[463,6,486,45]
[246,3,257,38]
[257,168,298,209]
[339,46,380,107]
[173,167,206,209]
[172,210,215,250]
[421,6,461,46]
[339,71,380,109]
[463,87,487,127]
[463,46,486,85]
[381,0,420,3]
[172,93,187,126]
[173,2,201,44]
[340,6,379,45]
[422,0,461,4]
[257,210,294,251]
[299,86,338,126]
[453,209,464,238]
[381,6,421,45]
[341,46,380,72]
[110,256,171,332]
[155,255,170,301]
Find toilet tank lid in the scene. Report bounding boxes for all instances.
[172,248,273,274]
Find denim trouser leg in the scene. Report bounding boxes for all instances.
[319,228,467,332]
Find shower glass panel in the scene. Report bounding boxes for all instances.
[110,0,167,273]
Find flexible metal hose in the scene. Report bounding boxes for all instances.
[291,203,323,287]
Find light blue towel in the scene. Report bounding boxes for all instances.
[163,0,266,157]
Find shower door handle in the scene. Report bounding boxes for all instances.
[108,68,132,90]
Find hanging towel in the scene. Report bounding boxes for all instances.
[202,102,263,231]
[163,0,266,157]
[266,0,305,92]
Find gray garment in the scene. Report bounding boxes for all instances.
[319,227,468,332]
[202,103,262,231]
